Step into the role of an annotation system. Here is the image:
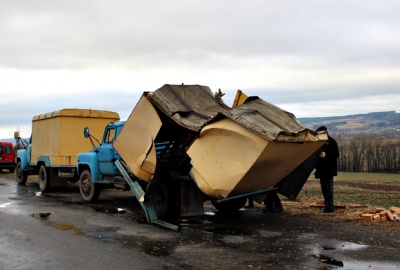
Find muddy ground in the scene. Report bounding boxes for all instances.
[1,173,399,269]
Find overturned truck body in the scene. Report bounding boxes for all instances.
[113,84,328,218]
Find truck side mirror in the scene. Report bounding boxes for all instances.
[14,132,19,139]
[83,127,90,138]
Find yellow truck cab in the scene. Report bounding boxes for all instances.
[16,108,119,191]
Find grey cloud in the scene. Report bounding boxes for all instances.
[1,0,400,139]
[1,1,400,70]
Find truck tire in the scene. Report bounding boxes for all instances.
[39,165,50,192]
[79,170,100,202]
[15,162,28,185]
[211,197,247,212]
[146,179,177,220]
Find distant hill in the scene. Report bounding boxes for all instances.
[299,111,400,138]
[2,112,399,142]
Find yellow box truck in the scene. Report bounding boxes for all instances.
[15,108,119,191]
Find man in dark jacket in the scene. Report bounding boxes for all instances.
[315,126,340,213]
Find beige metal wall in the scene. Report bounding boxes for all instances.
[113,97,161,181]
[187,118,327,198]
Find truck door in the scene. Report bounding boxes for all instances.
[98,126,119,176]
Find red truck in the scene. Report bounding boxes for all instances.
[0,141,16,173]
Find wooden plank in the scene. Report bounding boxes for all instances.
[361,214,374,219]
[386,211,395,221]
[372,214,380,221]
[379,211,388,217]
[390,206,400,213]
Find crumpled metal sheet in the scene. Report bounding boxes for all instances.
[146,84,313,141]
[145,84,229,132]
[229,98,310,141]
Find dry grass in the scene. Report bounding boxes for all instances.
[303,180,399,209]
[330,171,400,183]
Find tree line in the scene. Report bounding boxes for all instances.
[336,136,400,173]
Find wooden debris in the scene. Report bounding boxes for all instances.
[379,211,388,217]
[361,214,374,219]
[359,206,399,222]
[386,211,394,221]
[309,202,361,209]
[390,206,400,213]
[372,214,380,221]
[346,204,365,209]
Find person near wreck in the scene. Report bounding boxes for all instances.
[314,126,340,213]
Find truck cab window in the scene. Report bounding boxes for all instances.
[105,128,116,143]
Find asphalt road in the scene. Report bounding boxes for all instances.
[1,174,399,270]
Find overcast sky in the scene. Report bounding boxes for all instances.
[1,1,400,139]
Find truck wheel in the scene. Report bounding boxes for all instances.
[147,180,177,220]
[79,170,100,202]
[15,162,28,185]
[39,165,50,192]
[211,197,247,212]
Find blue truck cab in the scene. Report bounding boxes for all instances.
[77,121,126,202]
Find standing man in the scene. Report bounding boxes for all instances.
[315,126,340,213]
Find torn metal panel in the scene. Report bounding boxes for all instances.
[276,148,323,200]
[113,96,161,182]
[228,98,309,141]
[232,90,248,108]
[145,84,229,131]
[187,118,267,198]
[187,118,327,199]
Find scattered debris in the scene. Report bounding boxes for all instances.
[359,206,400,222]
[31,212,51,220]
[309,201,365,209]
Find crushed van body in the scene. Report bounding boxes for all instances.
[113,84,327,203]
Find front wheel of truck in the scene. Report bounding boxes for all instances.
[39,165,50,192]
[79,170,100,202]
[16,162,28,185]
